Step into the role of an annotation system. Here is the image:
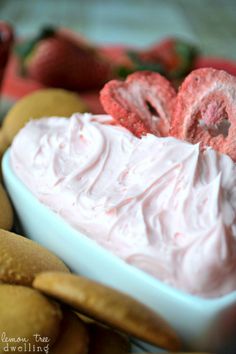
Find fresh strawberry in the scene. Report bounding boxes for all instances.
[141,38,198,77]
[0,22,14,89]
[117,37,198,83]
[195,56,236,77]
[15,27,114,91]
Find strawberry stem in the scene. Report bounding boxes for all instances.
[116,50,165,79]
[169,40,198,79]
[14,26,56,60]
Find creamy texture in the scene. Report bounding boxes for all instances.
[11,113,236,298]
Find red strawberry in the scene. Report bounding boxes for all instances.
[15,27,113,91]
[0,22,14,89]
[117,37,198,82]
[100,71,176,138]
[195,56,236,77]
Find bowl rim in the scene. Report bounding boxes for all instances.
[3,148,236,310]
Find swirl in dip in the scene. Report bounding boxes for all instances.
[10,113,236,298]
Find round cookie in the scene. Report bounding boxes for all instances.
[0,129,9,158]
[51,310,89,354]
[33,272,181,351]
[0,183,13,230]
[87,321,130,354]
[0,284,62,352]
[2,88,88,147]
[0,229,69,285]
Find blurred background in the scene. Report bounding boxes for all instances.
[1,0,236,119]
[1,0,236,58]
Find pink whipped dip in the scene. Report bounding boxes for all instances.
[10,113,236,298]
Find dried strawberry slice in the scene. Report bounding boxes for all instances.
[100,71,176,137]
[171,68,236,162]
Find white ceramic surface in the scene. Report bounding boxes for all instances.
[2,149,236,353]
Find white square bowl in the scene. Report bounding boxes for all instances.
[2,149,236,354]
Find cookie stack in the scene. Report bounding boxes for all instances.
[0,229,182,353]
